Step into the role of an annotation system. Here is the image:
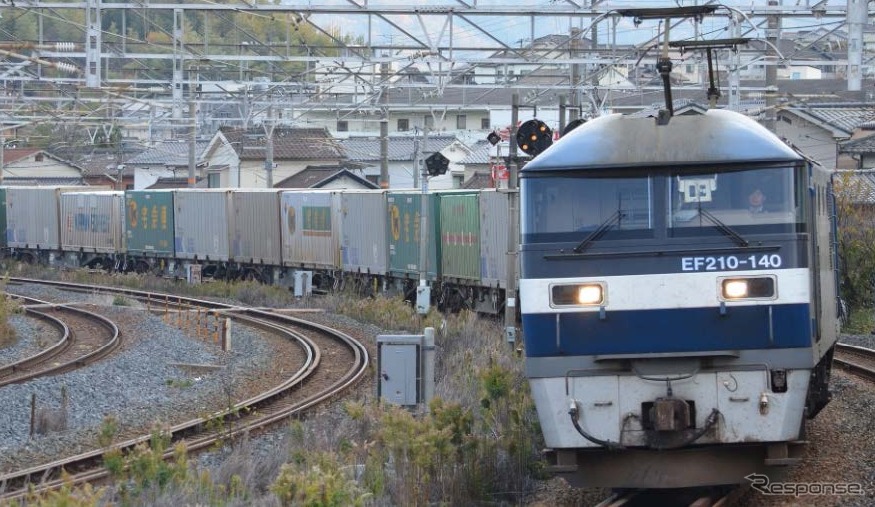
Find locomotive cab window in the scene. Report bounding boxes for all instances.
[522,175,653,243]
[668,166,803,235]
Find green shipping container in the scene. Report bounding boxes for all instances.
[386,192,439,279]
[438,193,481,281]
[125,190,175,257]
[0,188,6,248]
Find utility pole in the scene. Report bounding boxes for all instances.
[412,127,420,189]
[764,1,780,132]
[188,99,196,188]
[264,104,275,188]
[416,127,430,315]
[505,94,520,345]
[379,60,390,189]
[848,0,867,94]
[0,132,4,184]
[569,28,581,122]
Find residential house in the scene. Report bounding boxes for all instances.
[339,134,470,189]
[0,148,84,186]
[125,140,212,189]
[776,103,875,170]
[839,123,875,169]
[218,127,346,188]
[47,145,147,190]
[275,166,379,190]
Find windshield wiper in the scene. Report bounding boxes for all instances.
[698,208,749,247]
[573,210,623,253]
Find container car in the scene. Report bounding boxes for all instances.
[60,191,125,268]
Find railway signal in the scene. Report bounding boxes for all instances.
[425,152,450,176]
[516,119,552,156]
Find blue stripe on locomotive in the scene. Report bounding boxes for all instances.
[522,303,811,357]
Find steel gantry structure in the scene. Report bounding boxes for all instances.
[0,1,867,132]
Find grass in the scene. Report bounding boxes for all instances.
[0,276,20,348]
[6,264,544,505]
[841,306,875,335]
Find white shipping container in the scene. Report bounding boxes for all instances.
[5,186,93,250]
[341,190,388,275]
[479,189,514,288]
[229,189,282,265]
[60,191,125,253]
[280,190,342,269]
[173,189,231,261]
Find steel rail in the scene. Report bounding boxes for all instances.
[0,279,369,501]
[834,343,875,383]
[0,294,121,387]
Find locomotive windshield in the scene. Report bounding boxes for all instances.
[521,166,804,243]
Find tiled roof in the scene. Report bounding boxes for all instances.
[340,135,458,162]
[840,134,875,154]
[126,141,212,167]
[0,177,85,186]
[779,103,875,136]
[146,177,207,189]
[462,171,495,189]
[220,127,344,161]
[47,147,147,176]
[1,148,43,164]
[460,141,492,165]
[275,166,378,189]
[834,171,875,204]
[628,100,708,118]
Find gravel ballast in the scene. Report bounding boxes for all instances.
[0,284,277,473]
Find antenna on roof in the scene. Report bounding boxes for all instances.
[670,38,751,109]
[618,6,718,124]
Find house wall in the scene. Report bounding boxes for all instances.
[4,156,82,180]
[205,142,241,187]
[238,159,342,188]
[134,167,174,189]
[297,109,491,137]
[775,113,843,170]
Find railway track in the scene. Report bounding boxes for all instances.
[0,278,369,502]
[0,295,120,387]
[596,486,744,507]
[834,343,875,383]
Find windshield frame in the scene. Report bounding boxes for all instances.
[521,164,807,246]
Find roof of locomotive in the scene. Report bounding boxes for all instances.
[521,109,802,173]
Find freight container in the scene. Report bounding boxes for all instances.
[386,191,439,280]
[125,190,175,257]
[479,189,513,288]
[60,191,125,253]
[280,190,342,269]
[173,189,231,261]
[229,189,283,266]
[438,192,481,281]
[5,186,92,250]
[341,190,388,276]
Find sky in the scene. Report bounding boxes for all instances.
[291,0,852,54]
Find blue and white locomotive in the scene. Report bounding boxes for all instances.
[519,109,839,488]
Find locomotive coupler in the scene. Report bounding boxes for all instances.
[650,397,691,432]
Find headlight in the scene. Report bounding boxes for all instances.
[551,283,605,307]
[720,276,776,300]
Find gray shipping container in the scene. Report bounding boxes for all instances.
[280,190,342,269]
[479,189,514,288]
[174,189,231,261]
[5,186,92,250]
[60,191,125,253]
[341,190,388,276]
[229,189,282,265]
